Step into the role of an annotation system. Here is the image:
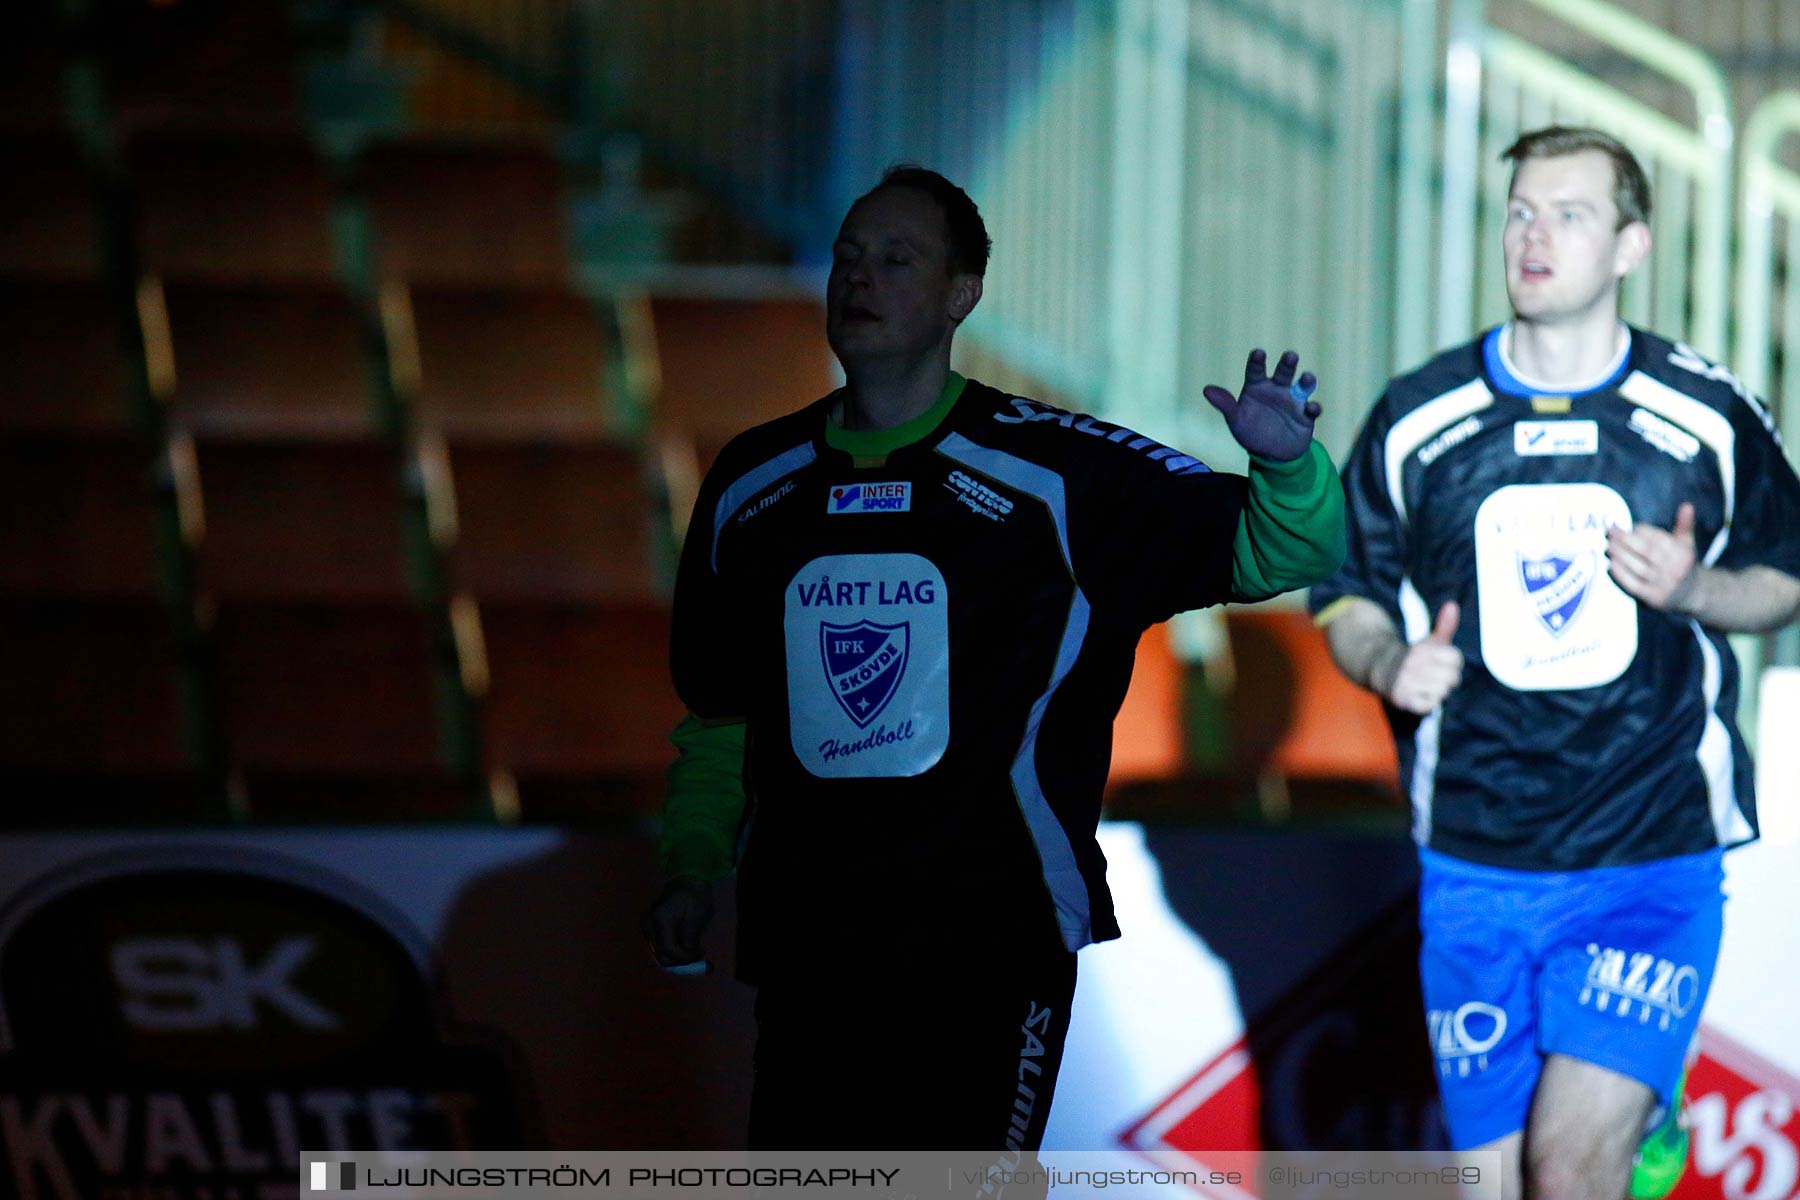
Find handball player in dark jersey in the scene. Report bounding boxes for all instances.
[643,166,1346,1149]
[1313,127,1800,1200]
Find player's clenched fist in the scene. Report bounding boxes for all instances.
[1373,601,1463,714]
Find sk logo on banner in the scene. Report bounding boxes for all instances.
[1519,551,1596,636]
[820,620,908,727]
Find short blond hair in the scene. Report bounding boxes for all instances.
[1502,126,1652,229]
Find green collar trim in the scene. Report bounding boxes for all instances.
[826,373,967,456]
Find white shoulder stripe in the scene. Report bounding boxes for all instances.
[1384,379,1494,524]
[936,430,1094,950]
[711,441,817,571]
[1619,371,1736,565]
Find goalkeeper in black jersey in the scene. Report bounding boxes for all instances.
[1313,127,1800,1200]
[642,167,1346,1150]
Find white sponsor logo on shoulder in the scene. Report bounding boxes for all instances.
[944,470,1013,522]
[1474,482,1637,690]
[1514,420,1598,456]
[1628,408,1701,463]
[827,482,911,514]
[784,553,949,777]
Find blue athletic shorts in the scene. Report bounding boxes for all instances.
[1418,847,1724,1149]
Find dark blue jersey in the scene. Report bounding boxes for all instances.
[1312,326,1800,871]
[672,379,1274,981]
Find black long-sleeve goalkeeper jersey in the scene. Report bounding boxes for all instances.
[670,376,1340,981]
[1311,325,1800,871]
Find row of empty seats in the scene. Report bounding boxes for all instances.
[0,4,845,824]
[0,602,684,819]
[0,422,682,810]
[0,276,832,445]
[0,433,657,600]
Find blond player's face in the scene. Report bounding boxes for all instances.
[1503,150,1648,326]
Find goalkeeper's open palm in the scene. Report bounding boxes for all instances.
[1204,348,1321,463]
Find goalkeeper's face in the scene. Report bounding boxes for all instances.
[826,186,980,369]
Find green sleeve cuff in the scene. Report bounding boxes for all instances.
[1231,441,1347,601]
[657,715,748,882]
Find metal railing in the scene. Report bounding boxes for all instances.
[809,0,1435,466]
[1738,90,1800,673]
[1737,91,1800,432]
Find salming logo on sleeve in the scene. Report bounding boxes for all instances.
[711,442,817,571]
[1384,379,1494,523]
[990,397,1209,475]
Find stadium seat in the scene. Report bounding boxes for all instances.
[479,600,683,806]
[363,141,571,287]
[446,435,656,601]
[210,601,457,778]
[0,280,132,433]
[1225,608,1401,794]
[164,281,373,436]
[0,433,170,598]
[191,435,419,601]
[0,133,102,280]
[409,285,614,436]
[0,598,191,774]
[0,6,69,134]
[648,295,835,443]
[102,0,302,133]
[132,131,340,284]
[1110,621,1186,786]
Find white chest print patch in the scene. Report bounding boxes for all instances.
[1514,420,1598,456]
[1474,483,1637,691]
[784,553,949,777]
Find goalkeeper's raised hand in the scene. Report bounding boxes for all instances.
[1203,348,1321,463]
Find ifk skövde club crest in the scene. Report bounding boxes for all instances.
[1518,550,1597,637]
[820,619,909,727]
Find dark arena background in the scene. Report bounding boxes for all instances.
[3,1,1800,1197]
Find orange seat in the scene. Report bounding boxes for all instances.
[649,296,835,443]
[211,601,454,777]
[0,281,131,432]
[1225,608,1400,789]
[165,282,372,436]
[0,134,101,279]
[0,599,191,773]
[0,9,69,134]
[133,131,340,283]
[364,142,571,287]
[448,435,656,602]
[1110,621,1186,786]
[0,434,166,598]
[192,435,415,601]
[103,2,302,133]
[479,600,682,785]
[410,285,613,435]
